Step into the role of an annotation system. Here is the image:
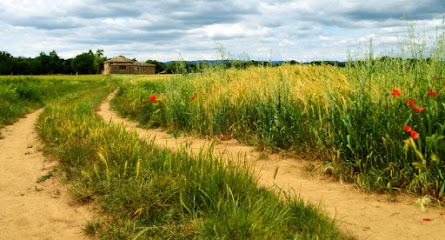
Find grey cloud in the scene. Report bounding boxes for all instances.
[9,17,83,30]
[72,4,144,19]
[71,28,186,46]
[315,0,444,28]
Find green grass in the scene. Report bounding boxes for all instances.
[0,75,108,129]
[111,23,445,200]
[36,76,348,239]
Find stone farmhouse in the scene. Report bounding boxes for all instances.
[103,56,156,75]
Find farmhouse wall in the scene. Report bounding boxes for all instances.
[134,63,156,74]
[103,57,156,75]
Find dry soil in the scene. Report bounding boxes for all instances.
[0,109,94,240]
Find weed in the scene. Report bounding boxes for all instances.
[83,220,101,235]
[36,168,57,183]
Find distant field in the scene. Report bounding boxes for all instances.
[0,74,177,129]
[97,73,176,83]
[0,74,106,81]
[0,75,108,129]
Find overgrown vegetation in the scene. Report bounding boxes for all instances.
[36,78,347,239]
[112,23,445,200]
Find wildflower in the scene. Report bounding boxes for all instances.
[406,99,424,112]
[149,95,157,102]
[440,213,444,216]
[403,125,412,132]
[406,99,415,107]
[191,95,196,99]
[202,93,206,96]
[410,130,419,140]
[428,89,438,97]
[142,104,145,107]
[414,107,424,112]
[422,218,431,221]
[391,89,401,96]
[163,98,167,101]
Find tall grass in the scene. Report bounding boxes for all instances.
[112,23,445,200]
[0,75,107,129]
[37,78,347,239]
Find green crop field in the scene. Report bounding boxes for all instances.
[112,28,445,201]
[0,75,107,130]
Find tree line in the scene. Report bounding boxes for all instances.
[0,50,171,75]
[0,50,107,75]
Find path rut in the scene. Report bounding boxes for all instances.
[0,109,94,240]
[98,91,445,240]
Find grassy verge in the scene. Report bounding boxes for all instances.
[0,75,107,129]
[37,78,348,239]
[111,24,445,200]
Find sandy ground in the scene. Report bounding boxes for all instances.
[98,91,445,240]
[0,109,94,240]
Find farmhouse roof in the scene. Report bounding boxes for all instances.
[105,56,134,63]
[105,57,156,66]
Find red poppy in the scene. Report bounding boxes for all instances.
[202,93,206,95]
[163,98,167,101]
[414,107,425,112]
[142,104,145,107]
[391,89,401,96]
[440,213,444,216]
[406,99,415,107]
[191,95,196,99]
[406,100,425,112]
[157,94,161,97]
[149,95,157,102]
[411,130,419,140]
[422,218,431,221]
[403,125,412,132]
[428,89,438,97]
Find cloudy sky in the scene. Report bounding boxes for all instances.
[0,0,444,62]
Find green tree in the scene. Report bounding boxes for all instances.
[93,49,107,74]
[286,60,300,65]
[71,50,95,74]
[0,51,14,74]
[165,61,195,74]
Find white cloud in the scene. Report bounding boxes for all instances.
[0,0,443,62]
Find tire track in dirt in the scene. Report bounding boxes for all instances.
[98,91,445,240]
[0,109,94,240]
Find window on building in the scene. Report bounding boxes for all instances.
[119,65,126,70]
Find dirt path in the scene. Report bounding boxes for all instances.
[98,91,445,240]
[0,109,94,240]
